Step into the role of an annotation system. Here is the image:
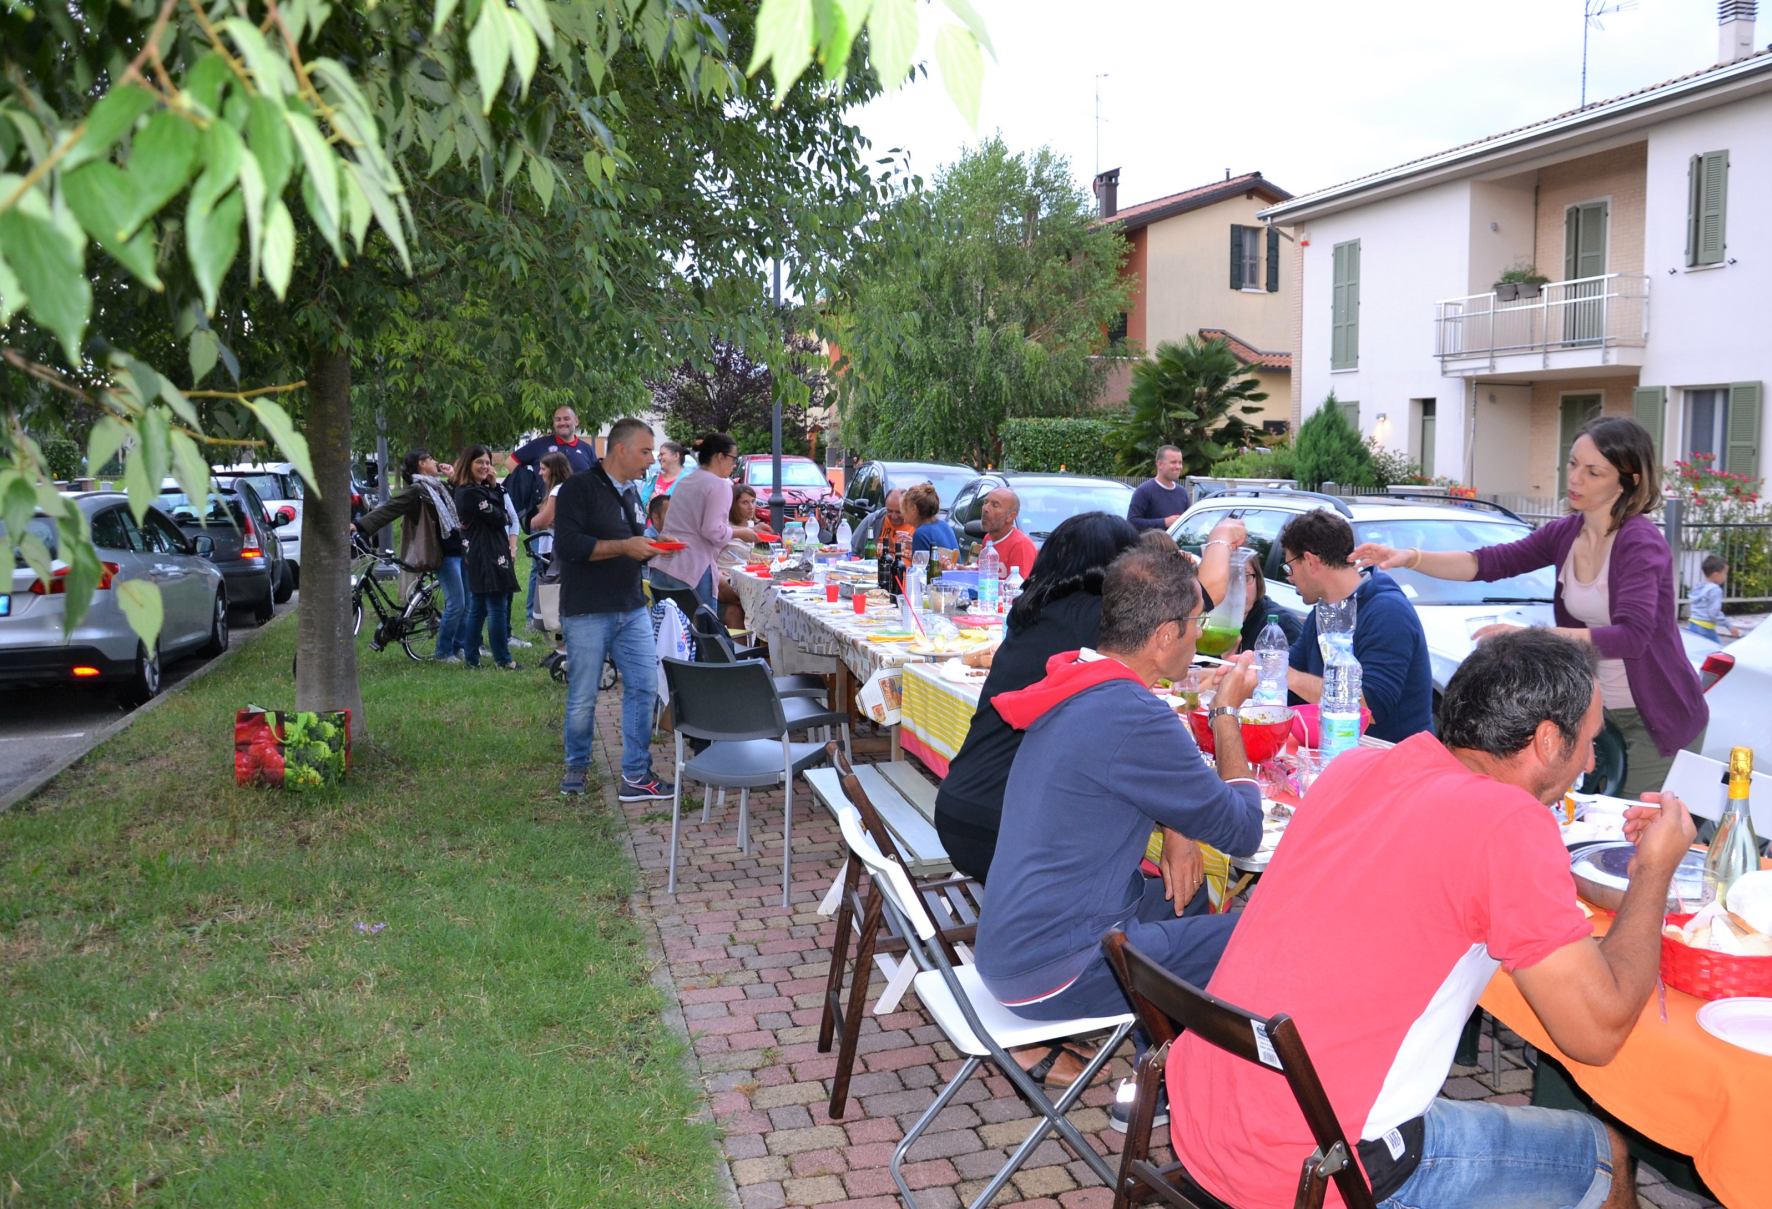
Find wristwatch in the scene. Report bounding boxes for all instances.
[1207,705,1239,725]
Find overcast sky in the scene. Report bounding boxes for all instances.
[848,0,1750,207]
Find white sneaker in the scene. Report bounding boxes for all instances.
[506,637,534,649]
[1109,1076,1167,1133]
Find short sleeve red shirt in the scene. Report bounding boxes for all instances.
[1169,734,1593,1208]
[991,527,1036,579]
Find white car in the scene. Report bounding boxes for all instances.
[213,462,306,585]
[1693,620,1772,762]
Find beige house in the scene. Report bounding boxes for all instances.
[1093,170,1296,431]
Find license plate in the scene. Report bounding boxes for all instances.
[0,594,9,616]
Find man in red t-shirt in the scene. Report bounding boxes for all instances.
[980,487,1036,578]
[1170,630,1696,1209]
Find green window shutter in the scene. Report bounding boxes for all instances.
[1632,386,1667,464]
[1229,224,1245,290]
[1331,239,1359,370]
[1686,155,1700,266]
[1727,381,1762,479]
[1266,226,1280,292]
[1695,150,1729,266]
[1337,399,1360,430]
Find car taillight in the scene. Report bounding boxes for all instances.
[352,491,362,506]
[1701,651,1734,692]
[72,666,101,678]
[30,562,119,594]
[240,513,263,560]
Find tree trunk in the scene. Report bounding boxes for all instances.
[296,342,367,739]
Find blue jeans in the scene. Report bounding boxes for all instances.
[433,555,467,658]
[525,556,540,628]
[465,591,512,667]
[1378,1098,1611,1209]
[562,607,657,779]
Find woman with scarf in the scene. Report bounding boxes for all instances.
[451,445,521,670]
[352,449,468,662]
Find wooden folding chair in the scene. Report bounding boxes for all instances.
[817,741,982,1117]
[1101,931,1376,1209]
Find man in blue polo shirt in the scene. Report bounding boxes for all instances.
[1279,509,1434,742]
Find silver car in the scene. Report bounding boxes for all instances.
[1,493,229,703]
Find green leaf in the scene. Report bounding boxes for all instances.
[0,210,89,363]
[17,531,52,587]
[934,24,983,126]
[507,5,540,95]
[87,416,130,479]
[221,18,297,96]
[938,0,994,56]
[246,399,316,497]
[749,0,815,91]
[136,408,171,496]
[121,110,199,238]
[63,82,157,172]
[263,197,296,297]
[526,155,554,212]
[867,0,919,88]
[190,118,244,216]
[121,445,153,524]
[2,473,36,553]
[469,0,512,115]
[247,96,294,198]
[189,327,220,385]
[59,536,104,635]
[116,577,165,649]
[510,0,555,50]
[183,51,234,118]
[301,168,343,261]
[187,189,244,313]
[158,380,200,429]
[283,108,339,238]
[345,162,411,274]
[0,244,23,326]
[168,429,211,507]
[238,150,266,286]
[341,163,371,250]
[432,0,461,37]
[63,161,163,288]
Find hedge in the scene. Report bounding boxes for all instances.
[1000,416,1124,475]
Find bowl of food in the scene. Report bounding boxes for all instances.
[1187,704,1297,763]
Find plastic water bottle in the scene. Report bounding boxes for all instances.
[1253,615,1289,705]
[977,540,1001,614]
[835,516,853,550]
[1320,635,1362,764]
[1002,567,1024,614]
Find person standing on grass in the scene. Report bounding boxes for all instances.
[452,446,521,671]
[1127,445,1190,532]
[553,418,674,802]
[351,449,467,662]
[507,405,596,475]
[525,452,573,629]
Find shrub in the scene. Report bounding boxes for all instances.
[33,434,83,481]
[1000,416,1122,475]
[1209,440,1297,480]
[1111,337,1267,475]
[1294,396,1377,491]
[1365,439,1429,489]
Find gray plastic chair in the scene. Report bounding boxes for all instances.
[689,604,829,701]
[662,657,832,907]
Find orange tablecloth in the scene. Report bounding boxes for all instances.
[1480,910,1772,1208]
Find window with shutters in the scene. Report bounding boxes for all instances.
[1330,240,1360,370]
[1685,388,1729,464]
[1230,225,1261,290]
[1686,151,1729,268]
[1684,383,1765,478]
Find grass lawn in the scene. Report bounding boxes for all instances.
[0,613,720,1207]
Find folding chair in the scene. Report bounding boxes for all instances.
[836,807,1135,1207]
[688,603,828,700]
[817,742,982,1118]
[662,658,832,907]
[1101,931,1375,1209]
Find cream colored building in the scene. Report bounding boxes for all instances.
[1093,170,1296,430]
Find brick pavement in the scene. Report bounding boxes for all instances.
[581,689,1720,1209]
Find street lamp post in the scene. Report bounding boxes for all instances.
[768,257,786,531]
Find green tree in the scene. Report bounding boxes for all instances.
[1294,394,1378,491]
[652,332,831,455]
[1112,336,1267,475]
[832,136,1131,468]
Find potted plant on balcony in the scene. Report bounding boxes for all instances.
[1494,263,1551,302]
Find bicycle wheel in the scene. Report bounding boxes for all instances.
[352,589,364,636]
[399,589,442,661]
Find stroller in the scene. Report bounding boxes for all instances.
[527,534,616,689]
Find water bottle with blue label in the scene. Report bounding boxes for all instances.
[1320,634,1362,763]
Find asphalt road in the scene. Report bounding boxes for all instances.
[0,593,298,803]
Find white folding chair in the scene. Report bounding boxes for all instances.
[1662,748,1772,835]
[835,806,1135,1207]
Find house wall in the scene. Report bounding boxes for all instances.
[1466,178,1538,296]
[1470,383,1533,497]
[1122,227,1149,348]
[1518,378,1637,498]
[1139,192,1294,354]
[1532,143,1648,282]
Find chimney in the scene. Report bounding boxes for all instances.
[1093,167,1120,218]
[1719,0,1757,63]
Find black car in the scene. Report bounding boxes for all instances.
[157,479,294,623]
[945,472,1137,560]
[841,459,976,522]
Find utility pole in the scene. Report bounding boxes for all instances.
[1093,73,1109,177]
[768,257,786,533]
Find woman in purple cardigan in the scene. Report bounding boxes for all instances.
[1354,416,1706,795]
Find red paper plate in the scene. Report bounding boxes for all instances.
[649,540,687,552]
[743,564,773,574]
[756,534,780,543]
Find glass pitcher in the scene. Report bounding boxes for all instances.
[1196,546,1252,657]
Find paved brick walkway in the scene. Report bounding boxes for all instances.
[582,691,1719,1209]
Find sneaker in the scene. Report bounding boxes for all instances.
[507,636,534,649]
[494,661,520,671]
[433,654,463,665]
[559,766,588,796]
[1109,1077,1167,1133]
[619,772,675,802]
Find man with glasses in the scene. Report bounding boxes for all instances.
[975,535,1264,1124]
[1279,509,1434,743]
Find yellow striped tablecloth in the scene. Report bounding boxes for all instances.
[900,662,984,778]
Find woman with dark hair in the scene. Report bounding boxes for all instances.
[1356,415,1706,793]
[451,445,521,670]
[650,432,759,611]
[1237,555,1302,654]
[715,483,776,628]
[351,449,467,661]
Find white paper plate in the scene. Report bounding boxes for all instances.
[1696,997,1772,1057]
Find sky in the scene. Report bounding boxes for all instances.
[847,0,1748,208]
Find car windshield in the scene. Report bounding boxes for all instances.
[159,491,241,525]
[747,461,828,488]
[1351,517,1554,605]
[1015,483,1136,539]
[899,469,974,508]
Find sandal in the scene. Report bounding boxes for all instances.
[1011,1042,1088,1090]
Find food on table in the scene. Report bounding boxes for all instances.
[961,641,999,669]
[1726,870,1772,936]
[1663,902,1772,957]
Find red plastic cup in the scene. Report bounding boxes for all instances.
[826,581,841,604]
[853,591,867,615]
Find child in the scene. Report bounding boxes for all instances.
[1687,554,1740,642]
[644,494,670,540]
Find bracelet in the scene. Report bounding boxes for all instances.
[1408,547,1423,569]
[1203,539,1229,550]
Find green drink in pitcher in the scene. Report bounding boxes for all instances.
[1195,622,1242,657]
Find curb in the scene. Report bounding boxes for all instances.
[0,609,294,815]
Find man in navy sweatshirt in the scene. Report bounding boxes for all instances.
[977,539,1263,1036]
[1280,509,1435,743]
[1126,445,1190,531]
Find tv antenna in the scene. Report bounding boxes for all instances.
[1582,0,1638,106]
[1094,73,1109,176]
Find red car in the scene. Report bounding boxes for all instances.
[735,455,842,533]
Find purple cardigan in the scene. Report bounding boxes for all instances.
[1473,513,1706,756]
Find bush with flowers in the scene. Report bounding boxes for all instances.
[1669,452,1772,603]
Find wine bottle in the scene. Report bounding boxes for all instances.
[1704,746,1760,906]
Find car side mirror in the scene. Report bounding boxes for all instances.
[194,535,216,558]
[963,519,985,538]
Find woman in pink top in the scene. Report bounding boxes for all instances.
[649,432,760,612]
[1356,416,1705,794]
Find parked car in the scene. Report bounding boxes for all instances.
[734,454,842,531]
[841,459,977,523]
[1692,618,1771,762]
[946,471,1137,560]
[1,493,228,703]
[158,479,293,623]
[214,462,307,584]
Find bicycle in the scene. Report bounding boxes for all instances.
[351,534,442,660]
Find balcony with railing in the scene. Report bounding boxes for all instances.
[1433,273,1649,374]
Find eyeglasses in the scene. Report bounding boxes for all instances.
[1172,613,1209,632]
